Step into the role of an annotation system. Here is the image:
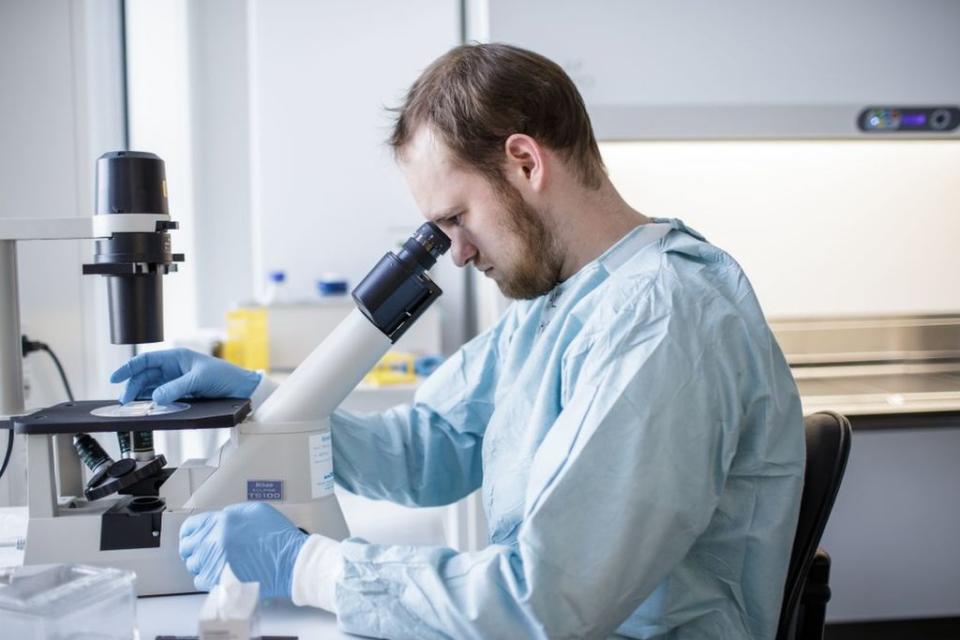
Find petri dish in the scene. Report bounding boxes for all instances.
[90,400,190,418]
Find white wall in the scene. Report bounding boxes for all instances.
[602,140,960,317]
[246,0,469,350]
[189,0,256,329]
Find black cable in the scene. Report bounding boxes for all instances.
[21,336,75,402]
[0,428,12,482]
[40,345,75,403]
[1,337,77,481]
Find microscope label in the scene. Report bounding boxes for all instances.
[309,431,335,498]
[247,480,283,501]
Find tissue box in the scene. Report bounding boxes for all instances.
[199,579,261,640]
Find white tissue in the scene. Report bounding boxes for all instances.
[199,564,261,640]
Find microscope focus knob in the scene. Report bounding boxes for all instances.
[84,455,167,501]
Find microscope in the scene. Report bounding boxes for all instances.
[0,152,449,595]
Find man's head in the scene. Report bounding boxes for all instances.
[389,43,606,299]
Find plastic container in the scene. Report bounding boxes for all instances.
[261,270,289,305]
[316,273,349,297]
[0,563,137,639]
[414,354,443,377]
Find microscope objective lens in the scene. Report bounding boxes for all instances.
[73,433,113,475]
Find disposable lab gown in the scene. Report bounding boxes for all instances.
[325,219,804,639]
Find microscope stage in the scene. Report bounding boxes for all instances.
[8,397,251,434]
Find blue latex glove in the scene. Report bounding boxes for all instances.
[109,348,261,405]
[179,502,308,598]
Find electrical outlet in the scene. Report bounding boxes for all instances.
[20,324,32,404]
[21,358,32,404]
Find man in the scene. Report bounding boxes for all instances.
[112,44,804,639]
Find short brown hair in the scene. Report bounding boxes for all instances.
[389,43,605,189]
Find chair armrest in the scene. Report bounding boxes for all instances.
[798,548,832,640]
[805,548,832,603]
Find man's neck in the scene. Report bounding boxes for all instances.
[548,178,650,281]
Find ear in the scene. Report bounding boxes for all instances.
[503,134,546,193]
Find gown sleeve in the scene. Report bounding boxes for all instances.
[330,306,515,507]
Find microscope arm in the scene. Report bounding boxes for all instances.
[250,309,391,426]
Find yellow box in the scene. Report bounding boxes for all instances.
[223,307,270,371]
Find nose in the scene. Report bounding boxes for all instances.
[450,235,478,268]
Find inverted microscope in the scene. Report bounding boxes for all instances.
[0,152,449,595]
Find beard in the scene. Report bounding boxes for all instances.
[485,181,564,300]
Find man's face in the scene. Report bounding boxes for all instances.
[399,128,563,299]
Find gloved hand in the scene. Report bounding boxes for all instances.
[109,348,261,405]
[179,502,308,598]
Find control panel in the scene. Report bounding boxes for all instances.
[858,106,960,133]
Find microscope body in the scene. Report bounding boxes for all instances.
[17,399,355,595]
[2,151,449,595]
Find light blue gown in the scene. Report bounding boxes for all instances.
[329,218,804,639]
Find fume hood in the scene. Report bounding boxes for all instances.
[466,0,960,139]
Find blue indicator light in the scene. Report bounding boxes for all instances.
[901,113,926,127]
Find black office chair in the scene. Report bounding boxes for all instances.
[776,411,853,640]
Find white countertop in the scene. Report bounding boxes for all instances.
[1,489,447,640]
[137,593,355,640]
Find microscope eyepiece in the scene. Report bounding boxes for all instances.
[397,222,451,273]
[413,222,451,260]
[352,222,450,343]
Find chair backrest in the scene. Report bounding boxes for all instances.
[776,411,852,640]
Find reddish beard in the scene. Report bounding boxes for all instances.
[487,180,564,300]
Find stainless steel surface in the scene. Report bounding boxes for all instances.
[772,315,960,416]
[770,314,960,365]
[795,365,960,416]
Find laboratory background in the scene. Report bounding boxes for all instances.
[1,1,959,639]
